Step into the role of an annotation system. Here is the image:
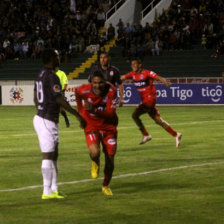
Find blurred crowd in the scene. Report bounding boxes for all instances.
[115,0,224,60]
[1,0,224,66]
[0,0,120,64]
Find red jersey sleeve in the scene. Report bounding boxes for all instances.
[94,88,117,118]
[147,70,158,79]
[124,71,133,79]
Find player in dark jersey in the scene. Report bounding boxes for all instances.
[121,58,182,147]
[88,52,124,107]
[33,48,86,200]
[75,71,118,196]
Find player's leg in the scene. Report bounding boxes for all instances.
[33,115,64,199]
[51,144,58,193]
[150,107,182,147]
[132,104,152,144]
[101,131,117,196]
[102,154,114,196]
[41,152,55,198]
[86,131,101,178]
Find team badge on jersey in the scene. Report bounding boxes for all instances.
[140,75,144,79]
[53,84,61,93]
[110,71,114,76]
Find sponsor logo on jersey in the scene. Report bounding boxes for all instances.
[9,87,24,103]
[53,84,61,93]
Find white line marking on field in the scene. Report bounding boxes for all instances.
[0,161,223,193]
[0,120,223,139]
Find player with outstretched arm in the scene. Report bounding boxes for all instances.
[121,58,182,147]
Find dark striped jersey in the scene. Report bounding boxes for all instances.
[34,68,62,123]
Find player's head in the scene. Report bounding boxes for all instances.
[91,71,106,94]
[131,58,142,73]
[42,48,60,69]
[100,52,110,67]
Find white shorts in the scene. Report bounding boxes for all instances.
[33,115,59,153]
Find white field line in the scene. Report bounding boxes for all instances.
[0,161,223,193]
[0,120,224,139]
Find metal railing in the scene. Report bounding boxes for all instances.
[141,0,162,18]
[106,0,127,20]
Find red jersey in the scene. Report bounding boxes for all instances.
[125,69,158,104]
[75,82,118,132]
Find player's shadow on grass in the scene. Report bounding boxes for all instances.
[113,180,189,194]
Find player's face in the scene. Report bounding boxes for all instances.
[131,60,142,73]
[92,76,106,94]
[100,53,109,67]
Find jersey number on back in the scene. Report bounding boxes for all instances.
[36,81,44,103]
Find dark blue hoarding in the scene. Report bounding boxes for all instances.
[118,84,224,105]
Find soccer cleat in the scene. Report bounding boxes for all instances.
[42,191,65,200]
[91,161,99,179]
[52,191,66,199]
[41,193,56,200]
[176,133,182,147]
[139,135,152,145]
[102,186,113,196]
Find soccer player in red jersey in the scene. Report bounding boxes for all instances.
[121,58,182,147]
[75,71,118,196]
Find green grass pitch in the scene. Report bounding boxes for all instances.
[0,105,224,224]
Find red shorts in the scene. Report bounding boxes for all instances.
[136,103,160,118]
[85,130,117,155]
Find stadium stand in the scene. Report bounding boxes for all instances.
[0,0,224,80]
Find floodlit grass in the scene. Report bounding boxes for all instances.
[0,106,224,224]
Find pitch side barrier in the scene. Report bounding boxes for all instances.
[119,84,224,106]
[1,83,224,106]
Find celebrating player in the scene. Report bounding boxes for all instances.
[75,71,118,196]
[121,58,182,147]
[88,52,124,107]
[33,49,86,200]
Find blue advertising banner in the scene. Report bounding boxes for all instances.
[118,84,224,105]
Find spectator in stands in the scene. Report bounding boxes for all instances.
[96,7,106,28]
[151,36,162,56]
[107,23,115,40]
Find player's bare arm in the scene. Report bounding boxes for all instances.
[33,90,38,108]
[56,95,86,129]
[120,75,126,80]
[118,84,124,107]
[156,75,171,87]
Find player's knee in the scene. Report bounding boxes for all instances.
[90,151,100,160]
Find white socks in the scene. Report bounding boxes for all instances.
[41,160,54,195]
[51,161,58,192]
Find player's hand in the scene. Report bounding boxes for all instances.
[84,101,94,112]
[118,98,123,107]
[166,81,171,87]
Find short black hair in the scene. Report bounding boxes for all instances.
[92,71,105,81]
[41,48,58,65]
[131,57,142,64]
